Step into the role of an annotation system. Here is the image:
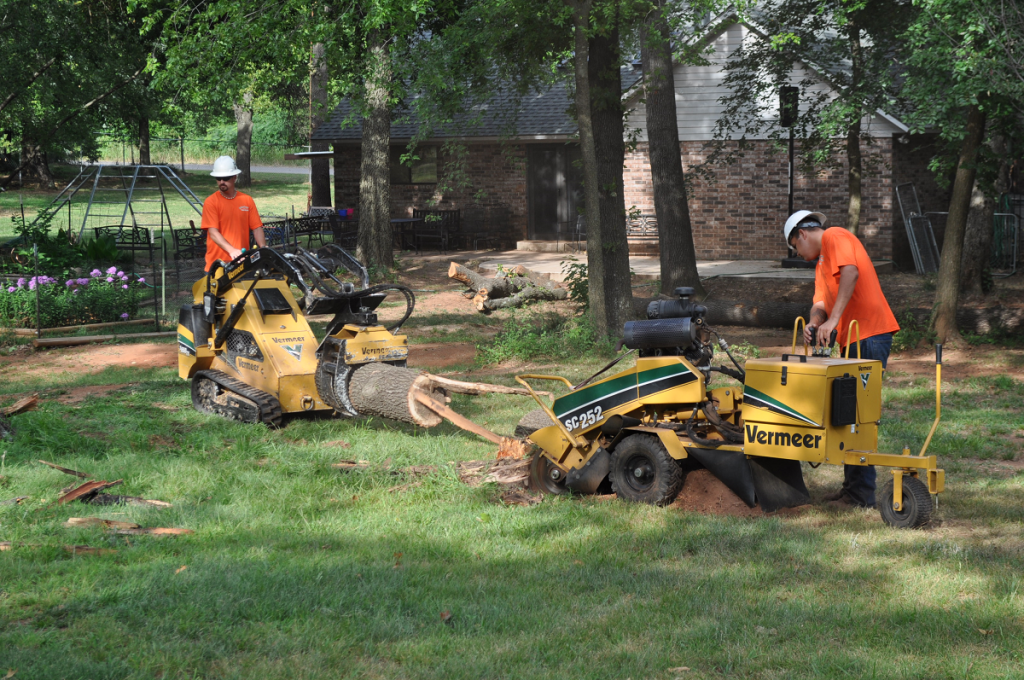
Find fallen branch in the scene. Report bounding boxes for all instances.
[448,262,566,312]
[425,374,552,400]
[85,494,171,508]
[38,459,90,478]
[331,459,370,471]
[413,391,501,444]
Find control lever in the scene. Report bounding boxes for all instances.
[806,325,838,356]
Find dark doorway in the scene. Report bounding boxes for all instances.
[527,144,581,241]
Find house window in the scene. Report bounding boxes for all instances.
[390,146,437,184]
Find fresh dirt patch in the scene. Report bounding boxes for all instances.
[58,383,132,405]
[407,343,477,370]
[0,343,177,379]
[669,468,809,519]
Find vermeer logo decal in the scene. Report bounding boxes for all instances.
[282,344,302,360]
[860,373,870,388]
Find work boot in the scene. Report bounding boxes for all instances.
[826,493,858,509]
[822,487,848,502]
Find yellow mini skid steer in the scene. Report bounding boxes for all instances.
[177,244,437,427]
[516,288,945,529]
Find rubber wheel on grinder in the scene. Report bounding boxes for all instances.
[529,453,568,495]
[610,434,684,506]
[879,475,932,528]
[515,408,556,439]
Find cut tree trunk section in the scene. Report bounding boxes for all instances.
[347,362,445,427]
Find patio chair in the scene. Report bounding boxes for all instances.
[411,209,460,253]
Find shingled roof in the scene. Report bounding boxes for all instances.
[313,69,643,143]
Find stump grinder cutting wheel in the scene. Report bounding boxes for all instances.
[177,244,455,428]
[515,287,947,529]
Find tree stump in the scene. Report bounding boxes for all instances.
[348,363,446,427]
[448,262,567,312]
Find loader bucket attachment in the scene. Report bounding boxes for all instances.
[747,457,810,512]
[686,448,757,508]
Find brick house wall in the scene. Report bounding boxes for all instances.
[623,139,895,260]
[333,143,529,247]
[331,135,943,261]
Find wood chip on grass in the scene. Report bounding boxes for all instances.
[62,545,117,556]
[57,479,122,505]
[1,395,38,416]
[457,457,531,487]
[63,517,193,536]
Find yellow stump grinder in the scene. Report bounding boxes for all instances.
[516,287,945,528]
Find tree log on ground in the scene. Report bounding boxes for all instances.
[348,363,445,427]
[448,262,567,312]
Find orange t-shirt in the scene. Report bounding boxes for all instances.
[201,191,262,270]
[813,227,899,347]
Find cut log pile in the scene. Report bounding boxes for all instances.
[449,262,567,312]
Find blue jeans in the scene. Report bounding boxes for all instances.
[840,332,893,507]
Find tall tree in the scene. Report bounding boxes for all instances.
[0,0,151,189]
[902,0,1024,342]
[309,41,332,207]
[639,0,705,297]
[233,92,254,188]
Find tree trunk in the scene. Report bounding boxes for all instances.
[356,29,393,272]
[931,103,987,343]
[233,93,253,188]
[21,138,54,189]
[641,3,705,298]
[959,180,995,296]
[845,119,862,234]
[846,22,863,235]
[961,136,1009,295]
[139,116,151,165]
[347,362,445,427]
[310,42,332,207]
[587,13,634,338]
[567,0,606,333]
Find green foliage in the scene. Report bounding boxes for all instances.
[83,235,120,262]
[892,311,936,352]
[561,257,589,310]
[6,213,85,275]
[478,311,608,364]
[701,0,913,182]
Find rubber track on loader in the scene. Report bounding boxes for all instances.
[192,370,283,427]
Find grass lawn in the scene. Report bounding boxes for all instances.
[1,316,1022,678]
[0,166,323,240]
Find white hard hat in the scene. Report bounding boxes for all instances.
[784,210,827,243]
[210,156,242,178]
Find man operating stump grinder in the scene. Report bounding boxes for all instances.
[785,210,900,510]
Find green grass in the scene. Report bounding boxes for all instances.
[1,348,1023,678]
[0,167,324,240]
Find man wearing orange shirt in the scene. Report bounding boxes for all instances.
[785,210,900,509]
[201,156,265,272]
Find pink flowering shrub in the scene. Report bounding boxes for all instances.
[0,269,146,326]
